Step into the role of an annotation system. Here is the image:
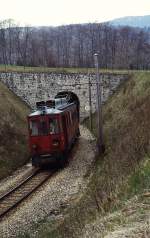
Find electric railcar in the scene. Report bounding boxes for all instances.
[27,92,80,167]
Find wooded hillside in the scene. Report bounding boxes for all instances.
[0,20,150,69]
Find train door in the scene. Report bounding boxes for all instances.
[62,114,68,148]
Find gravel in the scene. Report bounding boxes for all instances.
[0,125,96,238]
[0,163,33,197]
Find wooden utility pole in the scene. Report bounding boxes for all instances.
[88,75,92,131]
[94,53,104,154]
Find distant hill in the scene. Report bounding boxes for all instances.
[110,15,150,28]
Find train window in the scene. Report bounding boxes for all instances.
[30,120,38,136]
[39,119,48,136]
[49,118,59,134]
[72,111,75,121]
[69,112,73,124]
[68,114,70,125]
[68,112,71,125]
[73,110,77,120]
[65,113,69,126]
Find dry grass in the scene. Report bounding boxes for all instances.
[0,64,145,74]
[84,72,150,211]
[0,82,30,180]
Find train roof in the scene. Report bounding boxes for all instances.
[28,102,75,118]
[28,108,61,117]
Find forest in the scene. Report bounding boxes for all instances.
[0,19,150,69]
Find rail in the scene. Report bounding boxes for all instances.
[0,169,53,220]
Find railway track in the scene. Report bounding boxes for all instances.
[0,169,53,220]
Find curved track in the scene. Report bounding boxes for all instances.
[0,169,53,220]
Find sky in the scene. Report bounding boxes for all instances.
[0,0,150,26]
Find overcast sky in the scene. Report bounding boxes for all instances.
[0,0,150,26]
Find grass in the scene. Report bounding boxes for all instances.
[0,82,30,180]
[26,71,150,238]
[0,64,148,74]
[125,156,150,196]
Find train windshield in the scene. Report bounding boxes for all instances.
[30,120,38,136]
[49,118,59,134]
[29,118,59,136]
[29,119,48,136]
[39,119,48,135]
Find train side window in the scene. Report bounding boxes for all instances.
[69,112,73,124]
[39,120,48,136]
[30,120,38,136]
[68,112,71,125]
[67,114,69,127]
[72,111,75,121]
[71,110,77,122]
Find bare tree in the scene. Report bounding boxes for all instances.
[0,20,150,69]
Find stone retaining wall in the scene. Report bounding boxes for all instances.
[0,72,128,119]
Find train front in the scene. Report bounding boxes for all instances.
[27,101,65,167]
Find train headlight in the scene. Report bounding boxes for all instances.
[52,140,59,146]
[32,144,37,149]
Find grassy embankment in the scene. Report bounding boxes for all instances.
[0,82,30,180]
[29,72,150,237]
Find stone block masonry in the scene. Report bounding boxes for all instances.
[0,72,128,119]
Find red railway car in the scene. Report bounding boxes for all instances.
[27,92,80,167]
